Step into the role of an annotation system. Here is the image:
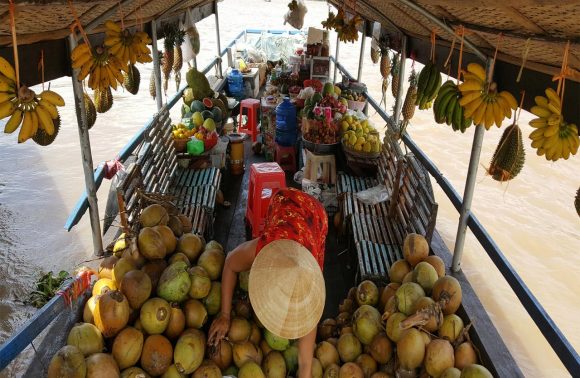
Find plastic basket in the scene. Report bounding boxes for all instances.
[174,138,189,153]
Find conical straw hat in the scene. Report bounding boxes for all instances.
[249,239,325,339]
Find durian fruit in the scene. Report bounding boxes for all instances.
[94,87,113,113]
[370,45,380,64]
[149,71,156,99]
[123,64,141,95]
[575,187,580,217]
[83,92,97,129]
[487,123,525,182]
[33,114,60,146]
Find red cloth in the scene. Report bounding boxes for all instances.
[256,187,328,270]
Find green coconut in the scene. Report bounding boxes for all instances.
[460,364,493,378]
[239,361,265,378]
[412,261,439,294]
[395,282,425,315]
[264,328,290,351]
[174,329,206,374]
[337,333,362,363]
[192,360,222,378]
[48,345,86,378]
[140,204,169,227]
[177,233,204,263]
[138,227,167,260]
[315,341,339,369]
[188,265,212,299]
[262,351,286,378]
[157,261,191,303]
[140,297,171,334]
[183,299,208,329]
[121,367,151,378]
[197,249,225,280]
[203,281,221,315]
[283,343,299,375]
[352,305,382,345]
[67,322,104,357]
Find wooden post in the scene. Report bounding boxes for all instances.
[357,20,366,82]
[389,159,405,218]
[151,20,163,110]
[68,34,103,256]
[426,202,438,245]
[214,0,223,78]
[452,59,492,272]
[333,34,340,83]
[393,35,407,125]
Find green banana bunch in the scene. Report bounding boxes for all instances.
[416,62,442,110]
[433,80,473,133]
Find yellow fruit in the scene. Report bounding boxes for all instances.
[466,63,486,81]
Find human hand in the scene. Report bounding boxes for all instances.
[208,312,230,346]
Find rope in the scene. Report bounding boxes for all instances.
[117,0,125,31]
[8,0,19,89]
[67,0,92,50]
[38,50,45,91]
[552,41,571,105]
[487,32,504,86]
[443,31,456,69]
[516,38,531,83]
[457,26,465,85]
[430,29,436,63]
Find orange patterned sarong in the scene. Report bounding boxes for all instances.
[256,187,328,270]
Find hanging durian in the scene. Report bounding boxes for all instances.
[83,92,97,129]
[487,123,525,182]
[33,114,60,146]
[123,64,141,95]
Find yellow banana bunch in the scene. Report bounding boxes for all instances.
[458,63,518,130]
[71,42,125,91]
[104,20,152,66]
[528,88,579,161]
[0,57,64,143]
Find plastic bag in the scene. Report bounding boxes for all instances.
[355,185,390,205]
[182,14,200,62]
[284,0,308,30]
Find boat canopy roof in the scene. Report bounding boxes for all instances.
[0,0,578,121]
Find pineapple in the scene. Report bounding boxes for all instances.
[402,69,418,123]
[379,35,391,78]
[391,54,400,99]
[370,45,380,64]
[123,64,141,95]
[162,26,175,92]
[173,30,185,91]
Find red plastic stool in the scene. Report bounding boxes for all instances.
[275,143,297,173]
[238,98,260,142]
[246,162,286,237]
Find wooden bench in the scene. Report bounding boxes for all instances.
[116,106,221,238]
[338,135,438,283]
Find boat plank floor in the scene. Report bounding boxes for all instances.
[212,139,355,319]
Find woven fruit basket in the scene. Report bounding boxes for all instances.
[173,138,189,153]
[341,141,381,159]
[347,99,367,112]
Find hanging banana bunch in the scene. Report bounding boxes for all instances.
[321,9,362,43]
[1,57,64,143]
[457,63,518,129]
[528,88,579,161]
[173,30,185,91]
[71,42,125,91]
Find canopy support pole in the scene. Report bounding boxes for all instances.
[333,34,340,83]
[393,35,407,125]
[452,58,492,271]
[214,0,223,77]
[357,21,366,82]
[67,34,103,256]
[150,20,163,110]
